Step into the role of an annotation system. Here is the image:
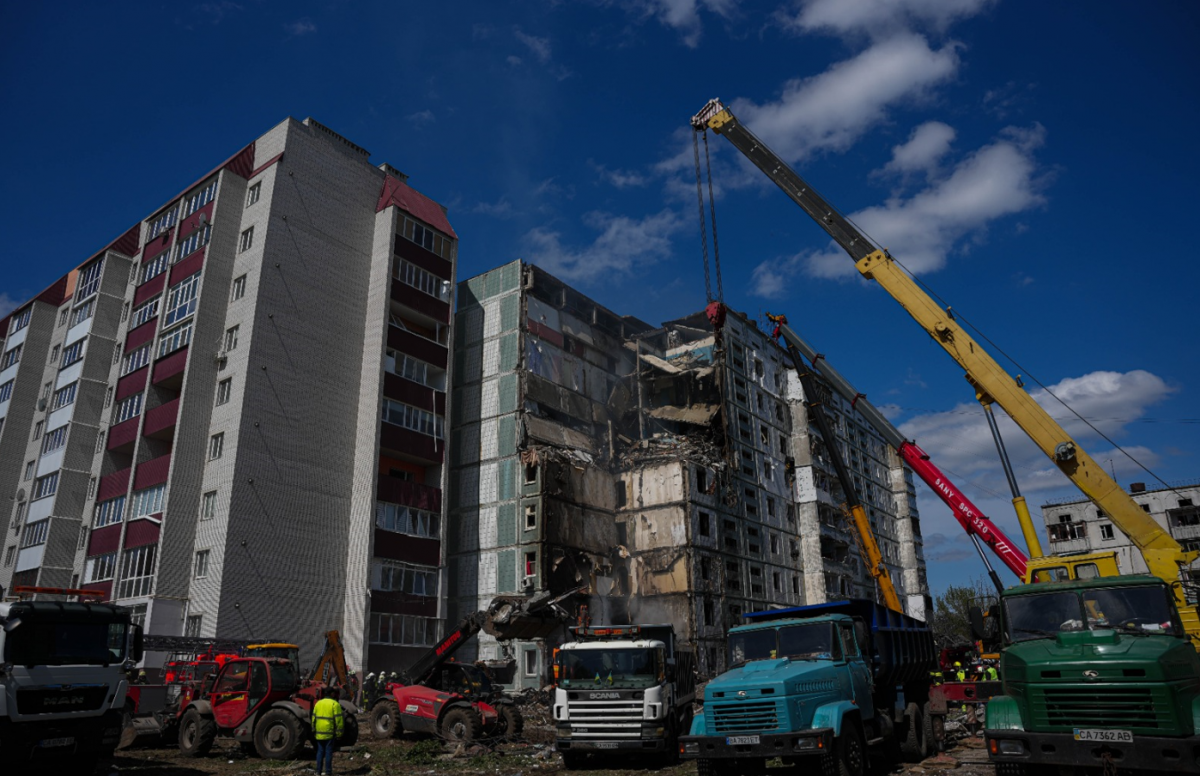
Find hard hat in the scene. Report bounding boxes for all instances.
[390,671,398,679]
[348,669,356,676]
[954,661,961,667]
[366,672,375,680]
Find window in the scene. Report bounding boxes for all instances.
[223,326,239,352]
[1048,521,1088,542]
[3,545,14,566]
[51,344,62,364]
[21,519,49,548]
[94,496,126,528]
[182,179,217,217]
[201,491,218,519]
[382,399,445,439]
[164,274,200,326]
[32,420,43,440]
[698,511,711,537]
[246,182,261,207]
[0,380,13,403]
[2,344,22,369]
[24,460,35,481]
[104,387,113,407]
[185,615,203,637]
[131,297,160,328]
[41,424,68,455]
[194,550,210,578]
[175,224,211,261]
[524,650,538,678]
[59,309,69,326]
[87,477,96,500]
[141,251,170,283]
[215,379,232,406]
[209,433,224,460]
[76,258,105,300]
[9,307,31,333]
[369,613,438,647]
[525,552,536,578]
[86,552,117,582]
[71,299,95,327]
[399,215,453,260]
[33,472,59,500]
[372,560,438,597]
[525,504,538,530]
[60,340,84,368]
[128,604,147,629]
[117,545,156,598]
[239,226,254,253]
[147,207,178,240]
[375,502,440,538]
[52,382,77,410]
[231,275,247,301]
[129,485,165,518]
[1100,524,1115,540]
[114,393,143,423]
[121,302,129,321]
[158,321,194,357]
[122,344,151,375]
[386,350,446,390]
[394,258,451,302]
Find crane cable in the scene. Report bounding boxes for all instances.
[693,130,725,304]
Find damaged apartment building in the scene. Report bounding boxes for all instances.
[448,260,928,687]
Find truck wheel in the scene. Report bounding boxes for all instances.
[561,750,587,770]
[494,704,524,738]
[697,757,733,776]
[835,721,867,776]
[921,701,938,756]
[178,708,217,757]
[339,713,360,747]
[254,708,304,760]
[900,702,926,761]
[370,701,402,739]
[441,706,483,742]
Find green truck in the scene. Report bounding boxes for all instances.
[980,575,1200,774]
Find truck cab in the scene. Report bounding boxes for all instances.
[984,575,1200,774]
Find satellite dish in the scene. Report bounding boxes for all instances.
[16,488,26,501]
[198,212,209,227]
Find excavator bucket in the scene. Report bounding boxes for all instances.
[484,588,583,641]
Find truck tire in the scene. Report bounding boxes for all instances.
[371,700,402,739]
[254,708,304,760]
[697,757,733,776]
[561,750,587,770]
[494,703,524,738]
[339,713,360,747]
[441,706,483,742]
[899,702,926,761]
[921,701,938,756]
[178,708,217,757]
[834,721,866,776]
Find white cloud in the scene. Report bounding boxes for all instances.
[590,160,649,189]
[470,198,515,218]
[506,55,523,67]
[524,210,683,283]
[515,30,552,63]
[615,0,737,48]
[406,109,435,125]
[781,0,997,39]
[284,18,317,36]
[731,34,960,164]
[879,120,956,177]
[0,293,17,318]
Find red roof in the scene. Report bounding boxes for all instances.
[376,175,457,239]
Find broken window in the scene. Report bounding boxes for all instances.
[792,575,800,595]
[698,511,711,537]
[724,536,739,551]
[524,552,537,578]
[524,463,538,484]
[754,359,764,378]
[695,466,709,493]
[700,558,711,581]
[770,533,779,554]
[773,572,782,593]
[775,402,784,422]
[757,393,764,411]
[767,496,775,517]
[525,505,538,530]
[723,519,736,532]
[779,436,787,455]
[760,424,768,445]
[615,482,627,508]
[747,526,759,538]
[704,597,714,625]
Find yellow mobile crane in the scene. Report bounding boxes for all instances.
[691,98,1199,639]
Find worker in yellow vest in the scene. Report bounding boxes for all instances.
[311,687,344,776]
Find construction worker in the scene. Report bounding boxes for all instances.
[953,661,966,682]
[347,669,360,706]
[364,672,376,706]
[986,664,999,682]
[311,686,344,776]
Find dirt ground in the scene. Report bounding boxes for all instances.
[101,717,996,776]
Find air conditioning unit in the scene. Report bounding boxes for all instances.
[215,349,228,363]
[36,397,47,412]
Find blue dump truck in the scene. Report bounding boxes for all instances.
[680,599,944,776]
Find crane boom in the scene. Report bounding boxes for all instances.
[767,313,903,612]
[770,316,1030,580]
[693,98,1198,637]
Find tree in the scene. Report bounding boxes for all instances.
[931,577,997,649]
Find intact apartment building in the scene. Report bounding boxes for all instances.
[1041,481,1200,598]
[449,260,929,685]
[0,117,457,673]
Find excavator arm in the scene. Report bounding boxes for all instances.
[309,630,350,691]
[767,312,902,613]
[769,316,1030,580]
[693,99,1199,636]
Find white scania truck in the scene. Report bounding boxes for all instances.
[1,589,143,774]
[552,624,695,769]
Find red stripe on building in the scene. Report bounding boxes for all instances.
[98,468,131,502]
[88,525,122,556]
[116,369,148,401]
[107,417,139,451]
[134,454,172,490]
[125,319,157,351]
[224,142,256,179]
[250,152,284,178]
[124,519,161,549]
[153,347,188,384]
[170,249,205,284]
[134,273,167,307]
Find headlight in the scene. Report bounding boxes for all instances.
[684,742,700,754]
[998,740,1025,756]
[795,738,818,751]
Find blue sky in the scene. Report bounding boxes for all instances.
[3,1,1199,597]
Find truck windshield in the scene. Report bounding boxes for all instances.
[559,648,661,688]
[1006,586,1180,641]
[728,629,778,667]
[778,623,838,660]
[4,620,128,666]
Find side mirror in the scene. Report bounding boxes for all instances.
[983,606,1001,641]
[131,625,145,662]
[968,606,986,641]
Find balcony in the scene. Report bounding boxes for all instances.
[377,477,441,513]
[1048,537,1092,555]
[1170,522,1200,541]
[108,416,139,452]
[142,398,179,440]
[135,454,171,490]
[386,326,446,369]
[383,373,446,414]
[380,423,444,465]
[98,468,131,502]
[152,346,188,388]
[391,279,450,324]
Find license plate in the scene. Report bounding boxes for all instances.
[727,735,761,745]
[39,737,75,748]
[1074,729,1132,743]
[595,742,618,749]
